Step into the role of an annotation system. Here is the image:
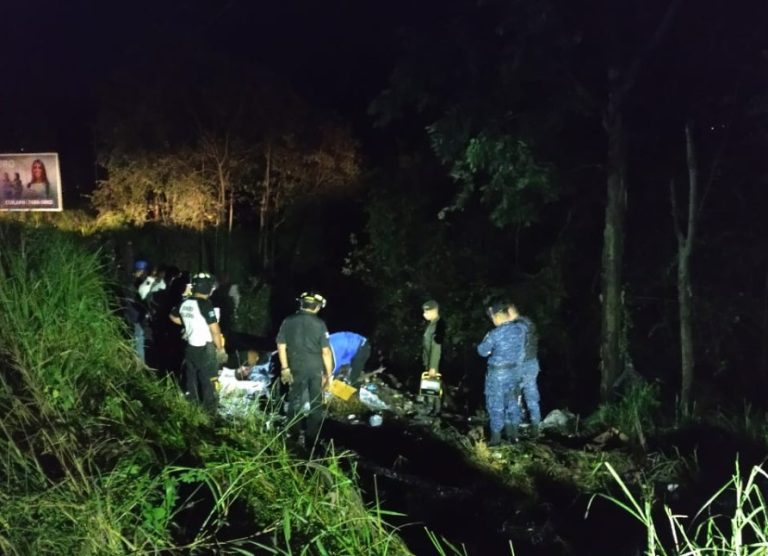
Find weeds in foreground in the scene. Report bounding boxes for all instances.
[425,528,516,555]
[593,461,768,556]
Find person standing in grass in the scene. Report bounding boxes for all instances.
[125,259,150,362]
[421,299,444,415]
[277,292,333,446]
[477,301,527,445]
[170,273,227,414]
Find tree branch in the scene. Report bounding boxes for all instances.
[618,0,684,99]
[669,177,684,247]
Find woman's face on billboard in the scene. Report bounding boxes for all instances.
[32,162,43,180]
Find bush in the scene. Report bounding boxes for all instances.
[597,461,768,556]
[586,381,662,446]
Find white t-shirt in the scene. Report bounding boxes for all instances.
[176,298,217,347]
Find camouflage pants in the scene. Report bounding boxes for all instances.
[484,368,518,434]
[485,365,541,433]
[514,364,541,426]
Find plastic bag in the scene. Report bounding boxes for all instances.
[359,387,390,411]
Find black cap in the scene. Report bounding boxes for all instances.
[422,299,439,311]
[487,301,510,316]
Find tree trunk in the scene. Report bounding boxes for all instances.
[677,244,693,413]
[597,1,681,402]
[216,160,228,231]
[228,185,235,233]
[258,144,272,270]
[599,90,627,401]
[676,124,697,415]
[760,269,768,380]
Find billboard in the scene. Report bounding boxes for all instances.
[0,153,63,212]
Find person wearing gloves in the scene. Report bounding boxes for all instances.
[276,292,333,446]
[170,272,226,414]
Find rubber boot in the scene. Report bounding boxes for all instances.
[529,424,540,440]
[504,424,519,443]
[488,430,502,446]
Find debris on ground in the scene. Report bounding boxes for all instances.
[359,384,391,411]
[540,408,577,433]
[586,427,630,451]
[327,371,435,420]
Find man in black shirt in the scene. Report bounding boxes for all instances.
[276,292,333,444]
[170,273,226,414]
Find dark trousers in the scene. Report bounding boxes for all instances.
[348,342,371,385]
[185,343,218,414]
[287,370,324,441]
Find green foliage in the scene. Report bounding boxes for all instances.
[92,150,219,229]
[345,167,569,381]
[0,223,412,555]
[587,382,662,443]
[428,126,556,228]
[343,181,460,370]
[236,280,273,337]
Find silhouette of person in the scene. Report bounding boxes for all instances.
[1,173,12,199]
[12,173,23,198]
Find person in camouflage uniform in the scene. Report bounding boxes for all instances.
[508,303,541,437]
[477,301,526,445]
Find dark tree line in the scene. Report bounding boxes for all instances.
[350,0,768,410]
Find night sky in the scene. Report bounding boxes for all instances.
[5,0,766,186]
[2,0,425,192]
[4,0,768,402]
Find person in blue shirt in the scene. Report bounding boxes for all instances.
[329,331,371,386]
[477,300,541,445]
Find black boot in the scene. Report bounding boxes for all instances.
[504,424,519,442]
[488,431,502,446]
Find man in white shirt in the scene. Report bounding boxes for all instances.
[170,273,226,413]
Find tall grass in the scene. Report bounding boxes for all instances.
[0,224,411,555]
[593,461,768,555]
[587,381,661,448]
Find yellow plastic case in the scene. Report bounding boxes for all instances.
[329,379,357,401]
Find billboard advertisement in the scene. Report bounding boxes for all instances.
[0,153,63,212]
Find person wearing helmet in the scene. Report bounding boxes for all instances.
[276,292,333,446]
[170,272,226,414]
